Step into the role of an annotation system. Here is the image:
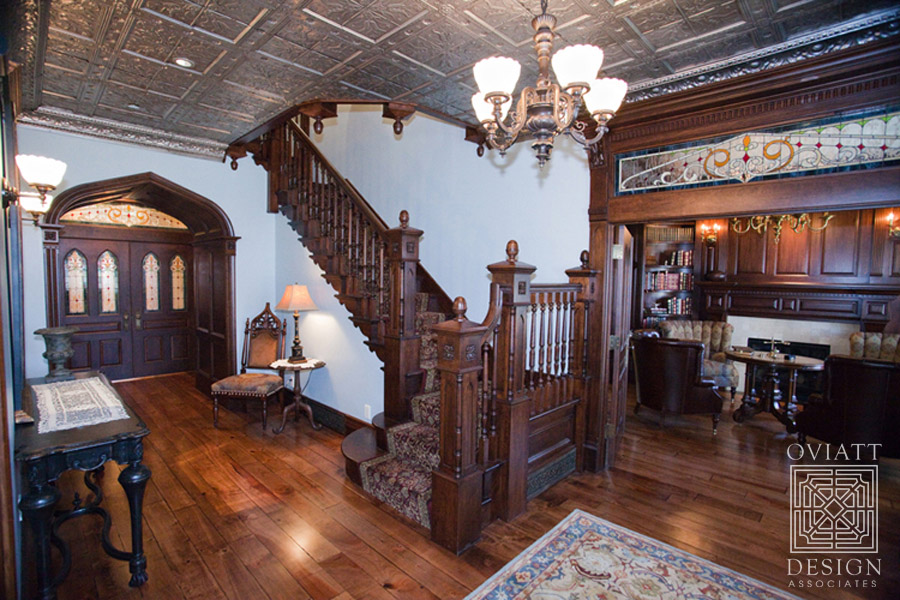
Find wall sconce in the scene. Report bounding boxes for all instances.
[18,191,53,224]
[700,223,720,246]
[730,213,833,244]
[889,212,900,241]
[14,154,67,225]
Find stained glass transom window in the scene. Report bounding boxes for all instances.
[170,255,186,311]
[61,202,188,229]
[98,251,119,314]
[616,110,900,195]
[64,250,87,315]
[143,253,160,312]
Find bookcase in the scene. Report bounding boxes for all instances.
[633,222,698,329]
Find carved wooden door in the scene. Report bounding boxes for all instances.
[57,238,134,380]
[606,225,634,468]
[128,242,194,378]
[57,228,194,380]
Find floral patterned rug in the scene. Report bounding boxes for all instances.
[466,509,800,600]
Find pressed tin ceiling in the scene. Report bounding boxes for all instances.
[7,0,900,159]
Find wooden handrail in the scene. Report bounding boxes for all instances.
[286,121,390,235]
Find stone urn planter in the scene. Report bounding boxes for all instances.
[34,326,79,380]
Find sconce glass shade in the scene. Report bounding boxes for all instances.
[583,78,628,116]
[15,155,67,190]
[19,191,53,215]
[471,93,510,123]
[552,45,603,90]
[473,56,521,97]
[275,284,318,313]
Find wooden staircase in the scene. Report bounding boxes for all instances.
[235,117,601,554]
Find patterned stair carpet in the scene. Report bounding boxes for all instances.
[466,509,801,600]
[358,294,445,529]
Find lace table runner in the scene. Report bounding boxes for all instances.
[33,377,129,434]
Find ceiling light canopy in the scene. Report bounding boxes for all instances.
[471,0,628,167]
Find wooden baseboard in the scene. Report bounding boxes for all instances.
[305,397,372,435]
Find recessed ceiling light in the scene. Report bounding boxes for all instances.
[127,103,141,110]
[174,57,195,68]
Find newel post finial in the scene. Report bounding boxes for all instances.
[399,210,409,229]
[580,249,589,269]
[506,240,519,263]
[453,297,467,322]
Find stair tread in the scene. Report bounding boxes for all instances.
[388,422,439,471]
[359,454,431,529]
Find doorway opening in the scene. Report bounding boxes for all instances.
[42,172,239,390]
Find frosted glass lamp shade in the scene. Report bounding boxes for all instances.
[15,155,67,190]
[473,56,521,96]
[552,45,604,89]
[276,284,318,313]
[471,93,511,122]
[19,192,53,215]
[584,78,628,116]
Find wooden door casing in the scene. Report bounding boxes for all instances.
[608,225,634,466]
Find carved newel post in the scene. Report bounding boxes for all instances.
[431,297,487,554]
[566,251,600,470]
[382,210,424,425]
[34,326,79,380]
[487,241,536,520]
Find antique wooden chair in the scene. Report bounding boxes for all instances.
[211,303,286,429]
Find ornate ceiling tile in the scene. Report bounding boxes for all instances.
[48,0,107,41]
[270,14,331,50]
[258,37,337,75]
[46,29,94,63]
[304,0,373,26]
[343,0,430,42]
[627,1,686,34]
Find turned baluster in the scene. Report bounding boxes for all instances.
[553,293,562,378]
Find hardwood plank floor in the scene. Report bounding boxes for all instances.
[31,373,898,599]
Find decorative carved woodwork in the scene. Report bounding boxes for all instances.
[42,173,238,392]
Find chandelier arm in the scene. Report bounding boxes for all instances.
[565,123,608,148]
[496,91,528,137]
[551,87,577,131]
[806,212,835,232]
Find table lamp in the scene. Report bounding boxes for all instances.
[275,283,317,362]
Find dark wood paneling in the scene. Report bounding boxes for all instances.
[819,210,863,276]
[773,225,809,276]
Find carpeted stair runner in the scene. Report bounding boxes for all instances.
[358,294,445,528]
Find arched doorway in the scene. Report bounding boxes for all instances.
[42,172,238,391]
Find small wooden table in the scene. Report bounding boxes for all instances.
[271,358,325,434]
[15,372,151,600]
[725,349,824,432]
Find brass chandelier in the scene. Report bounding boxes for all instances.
[471,0,628,167]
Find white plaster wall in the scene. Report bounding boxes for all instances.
[727,315,858,391]
[275,106,591,421]
[17,126,274,379]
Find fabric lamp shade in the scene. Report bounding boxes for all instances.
[276,284,317,313]
[15,154,67,189]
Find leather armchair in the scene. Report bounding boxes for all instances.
[795,355,900,458]
[631,334,724,433]
[659,320,739,401]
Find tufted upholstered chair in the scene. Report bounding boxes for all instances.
[211,303,286,429]
[848,332,900,363]
[658,320,739,401]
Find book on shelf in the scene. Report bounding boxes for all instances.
[660,249,693,266]
[644,271,693,291]
[646,225,695,243]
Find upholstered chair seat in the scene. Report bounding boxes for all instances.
[659,320,739,399]
[211,373,283,396]
[849,332,900,363]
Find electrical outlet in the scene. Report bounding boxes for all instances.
[364,404,371,419]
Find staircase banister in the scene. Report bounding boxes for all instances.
[286,121,390,234]
[478,282,505,346]
[530,282,583,295]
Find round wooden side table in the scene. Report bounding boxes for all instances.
[270,358,326,434]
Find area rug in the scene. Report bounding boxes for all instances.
[466,509,800,599]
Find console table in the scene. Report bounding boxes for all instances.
[15,372,151,600]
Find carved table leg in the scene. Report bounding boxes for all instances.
[20,483,61,600]
[118,462,151,587]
